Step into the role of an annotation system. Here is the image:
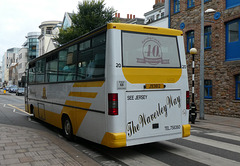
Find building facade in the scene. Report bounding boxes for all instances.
[144,0,168,28]
[62,12,73,30]
[38,21,62,56]
[25,32,41,61]
[17,48,28,86]
[169,0,240,117]
[3,48,20,85]
[0,63,2,85]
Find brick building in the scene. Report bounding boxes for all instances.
[169,0,240,117]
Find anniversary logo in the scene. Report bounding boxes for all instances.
[137,37,170,65]
[126,95,181,137]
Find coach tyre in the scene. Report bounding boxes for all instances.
[62,116,74,141]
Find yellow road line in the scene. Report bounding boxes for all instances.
[7,104,32,115]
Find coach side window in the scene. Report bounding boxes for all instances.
[58,45,77,82]
[91,33,106,78]
[29,63,36,84]
[45,54,58,83]
[36,59,45,83]
[77,32,106,80]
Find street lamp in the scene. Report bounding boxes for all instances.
[200,1,216,120]
[189,48,197,124]
[199,0,205,120]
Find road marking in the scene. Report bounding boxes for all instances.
[7,104,32,116]
[206,132,240,142]
[163,141,240,166]
[105,149,169,166]
[185,135,240,154]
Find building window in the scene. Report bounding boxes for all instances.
[204,80,212,99]
[187,31,194,53]
[226,0,240,9]
[188,0,195,8]
[46,27,52,34]
[236,75,240,100]
[204,26,212,49]
[161,12,164,17]
[228,22,239,42]
[226,19,240,61]
[174,0,180,13]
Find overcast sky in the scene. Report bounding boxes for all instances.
[0,0,154,59]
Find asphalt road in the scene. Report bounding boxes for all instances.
[1,91,240,166]
[0,91,55,132]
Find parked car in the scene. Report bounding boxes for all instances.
[5,86,11,91]
[9,85,18,93]
[16,88,25,96]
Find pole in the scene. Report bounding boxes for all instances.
[192,53,195,103]
[200,0,205,119]
[190,48,197,124]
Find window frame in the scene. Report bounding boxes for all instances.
[187,31,194,53]
[204,26,212,49]
[204,80,212,99]
[226,0,240,9]
[187,0,195,8]
[174,0,180,14]
[236,75,240,100]
[226,19,240,61]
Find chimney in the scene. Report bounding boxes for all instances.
[115,13,118,18]
[118,13,120,18]
[127,14,129,19]
[133,15,135,19]
[153,0,165,10]
[130,14,132,19]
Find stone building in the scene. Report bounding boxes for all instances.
[169,0,240,117]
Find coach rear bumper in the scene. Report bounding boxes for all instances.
[182,124,191,137]
[101,132,126,148]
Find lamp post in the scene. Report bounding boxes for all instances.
[199,0,205,120]
[189,48,197,124]
[200,1,217,120]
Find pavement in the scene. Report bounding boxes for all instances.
[0,124,100,166]
[0,104,240,166]
[191,114,240,136]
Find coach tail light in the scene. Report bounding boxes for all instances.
[186,91,190,109]
[108,93,118,115]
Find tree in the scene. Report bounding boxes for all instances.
[55,0,115,45]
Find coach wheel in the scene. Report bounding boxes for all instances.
[30,104,35,117]
[62,116,73,141]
